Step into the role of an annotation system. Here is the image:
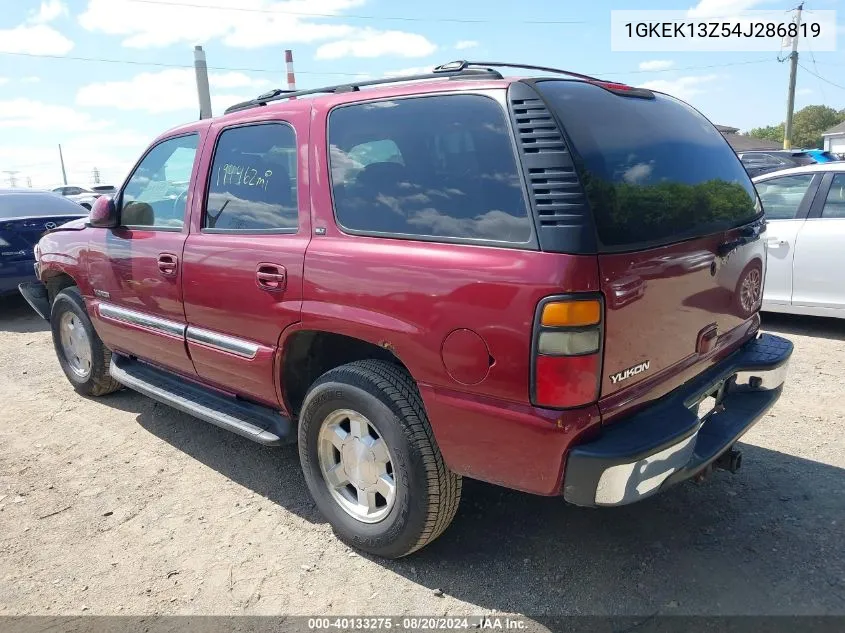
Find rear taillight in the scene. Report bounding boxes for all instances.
[531,296,603,408]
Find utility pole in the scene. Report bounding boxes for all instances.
[783,2,803,149]
[58,144,68,185]
[193,45,213,120]
[3,171,20,187]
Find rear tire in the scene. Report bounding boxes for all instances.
[50,287,120,396]
[298,360,461,558]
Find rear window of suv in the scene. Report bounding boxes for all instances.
[536,81,760,251]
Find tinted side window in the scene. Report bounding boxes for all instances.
[204,123,298,232]
[756,174,814,220]
[821,173,845,219]
[329,95,531,243]
[121,134,198,229]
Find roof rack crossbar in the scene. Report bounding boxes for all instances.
[434,60,605,82]
[224,67,503,115]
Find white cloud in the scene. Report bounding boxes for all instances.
[638,59,674,71]
[0,23,74,55]
[455,40,478,50]
[316,28,436,59]
[623,162,654,184]
[76,69,271,115]
[687,0,769,18]
[0,78,8,86]
[30,0,68,23]
[383,66,433,78]
[79,0,436,60]
[22,76,42,84]
[79,0,366,49]
[223,21,354,50]
[638,74,720,101]
[0,99,110,132]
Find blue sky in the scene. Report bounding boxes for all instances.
[0,0,842,187]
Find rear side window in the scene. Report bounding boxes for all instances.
[205,123,298,232]
[821,174,845,219]
[328,94,532,244]
[537,81,760,251]
[756,174,815,220]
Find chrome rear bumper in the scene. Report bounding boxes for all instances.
[563,334,792,507]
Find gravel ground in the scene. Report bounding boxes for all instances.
[0,294,843,620]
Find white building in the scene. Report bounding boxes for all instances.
[822,121,845,155]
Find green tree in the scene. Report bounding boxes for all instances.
[793,105,845,148]
[746,105,845,148]
[747,123,784,144]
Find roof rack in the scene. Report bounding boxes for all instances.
[432,60,605,82]
[224,66,502,115]
[223,60,617,115]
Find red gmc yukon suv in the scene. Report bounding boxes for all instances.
[20,61,792,558]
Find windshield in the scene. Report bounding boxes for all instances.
[536,80,760,251]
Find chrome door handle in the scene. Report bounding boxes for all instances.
[158,253,178,275]
[256,263,287,291]
[767,238,787,246]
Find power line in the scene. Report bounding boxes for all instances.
[127,0,798,23]
[805,37,826,102]
[126,0,587,24]
[0,51,368,76]
[611,57,773,76]
[806,60,845,68]
[797,62,845,90]
[0,50,775,78]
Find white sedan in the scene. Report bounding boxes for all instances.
[755,162,845,318]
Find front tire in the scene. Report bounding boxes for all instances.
[298,360,461,558]
[50,287,120,396]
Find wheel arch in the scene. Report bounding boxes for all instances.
[41,270,78,306]
[279,329,417,417]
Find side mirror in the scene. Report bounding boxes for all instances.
[89,195,118,228]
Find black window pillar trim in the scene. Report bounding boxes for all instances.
[506,78,598,256]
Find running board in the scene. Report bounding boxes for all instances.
[109,354,292,446]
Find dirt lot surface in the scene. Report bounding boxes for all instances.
[1,294,843,620]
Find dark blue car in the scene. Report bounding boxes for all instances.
[0,190,88,298]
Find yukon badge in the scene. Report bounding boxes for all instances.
[610,360,651,385]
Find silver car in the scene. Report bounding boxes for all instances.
[51,185,116,210]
